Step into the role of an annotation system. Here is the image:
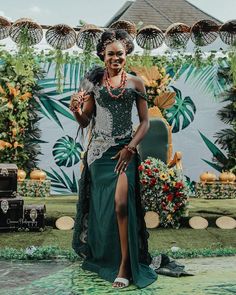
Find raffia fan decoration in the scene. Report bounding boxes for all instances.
[130,65,175,108]
[191,19,219,46]
[9,18,43,45]
[0,16,11,40]
[136,25,164,50]
[109,20,137,38]
[219,20,236,45]
[165,23,191,49]
[76,24,103,50]
[46,24,76,50]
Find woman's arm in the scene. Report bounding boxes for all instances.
[70,92,95,128]
[129,77,149,148]
[113,77,149,174]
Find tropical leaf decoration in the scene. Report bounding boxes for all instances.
[52,135,83,167]
[33,78,75,129]
[199,131,228,172]
[176,63,230,97]
[46,168,78,193]
[165,86,196,133]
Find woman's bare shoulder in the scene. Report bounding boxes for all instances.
[127,73,145,92]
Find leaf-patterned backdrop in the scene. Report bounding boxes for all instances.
[36,62,228,194]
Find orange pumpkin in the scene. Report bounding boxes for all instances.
[200,171,217,183]
[30,169,47,181]
[17,170,26,181]
[219,171,236,183]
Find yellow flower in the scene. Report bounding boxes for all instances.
[172,181,176,187]
[168,169,175,177]
[160,173,168,181]
[167,214,172,221]
[149,80,158,87]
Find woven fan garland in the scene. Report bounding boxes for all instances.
[46,24,76,50]
[9,18,43,45]
[165,23,191,49]
[136,25,164,50]
[76,24,103,50]
[219,20,236,45]
[191,19,219,46]
[109,20,137,38]
[0,16,11,40]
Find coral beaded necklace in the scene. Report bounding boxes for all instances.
[104,69,127,99]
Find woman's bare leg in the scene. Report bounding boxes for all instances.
[112,173,130,288]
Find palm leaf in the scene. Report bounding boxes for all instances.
[202,159,223,172]
[46,168,78,193]
[199,131,228,165]
[36,78,75,128]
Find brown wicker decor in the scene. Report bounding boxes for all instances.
[9,18,43,45]
[219,20,236,45]
[109,20,137,38]
[165,23,191,49]
[0,16,11,40]
[136,25,164,50]
[191,19,219,46]
[45,24,76,50]
[76,24,103,50]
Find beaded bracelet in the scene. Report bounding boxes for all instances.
[124,145,136,154]
[69,91,86,113]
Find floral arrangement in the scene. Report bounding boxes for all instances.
[139,157,189,228]
[0,41,43,171]
[130,65,176,110]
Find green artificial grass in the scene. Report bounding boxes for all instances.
[0,196,236,257]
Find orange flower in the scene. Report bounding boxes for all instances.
[13,141,24,148]
[0,85,6,95]
[7,83,20,97]
[20,92,32,101]
[0,140,12,150]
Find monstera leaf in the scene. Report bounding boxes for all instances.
[52,135,83,167]
[165,86,196,133]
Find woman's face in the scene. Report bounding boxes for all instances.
[104,41,126,71]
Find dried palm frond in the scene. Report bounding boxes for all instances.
[154,92,176,109]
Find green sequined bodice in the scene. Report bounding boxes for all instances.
[87,86,146,166]
[94,87,137,137]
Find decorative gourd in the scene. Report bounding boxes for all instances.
[200,171,217,183]
[30,169,47,181]
[17,169,26,181]
[219,171,236,183]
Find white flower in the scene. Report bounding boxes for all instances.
[25,246,37,256]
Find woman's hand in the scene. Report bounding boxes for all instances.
[111,148,134,174]
[70,90,90,114]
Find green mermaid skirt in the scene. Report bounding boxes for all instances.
[72,139,157,288]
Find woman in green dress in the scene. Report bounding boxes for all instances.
[70,29,157,289]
